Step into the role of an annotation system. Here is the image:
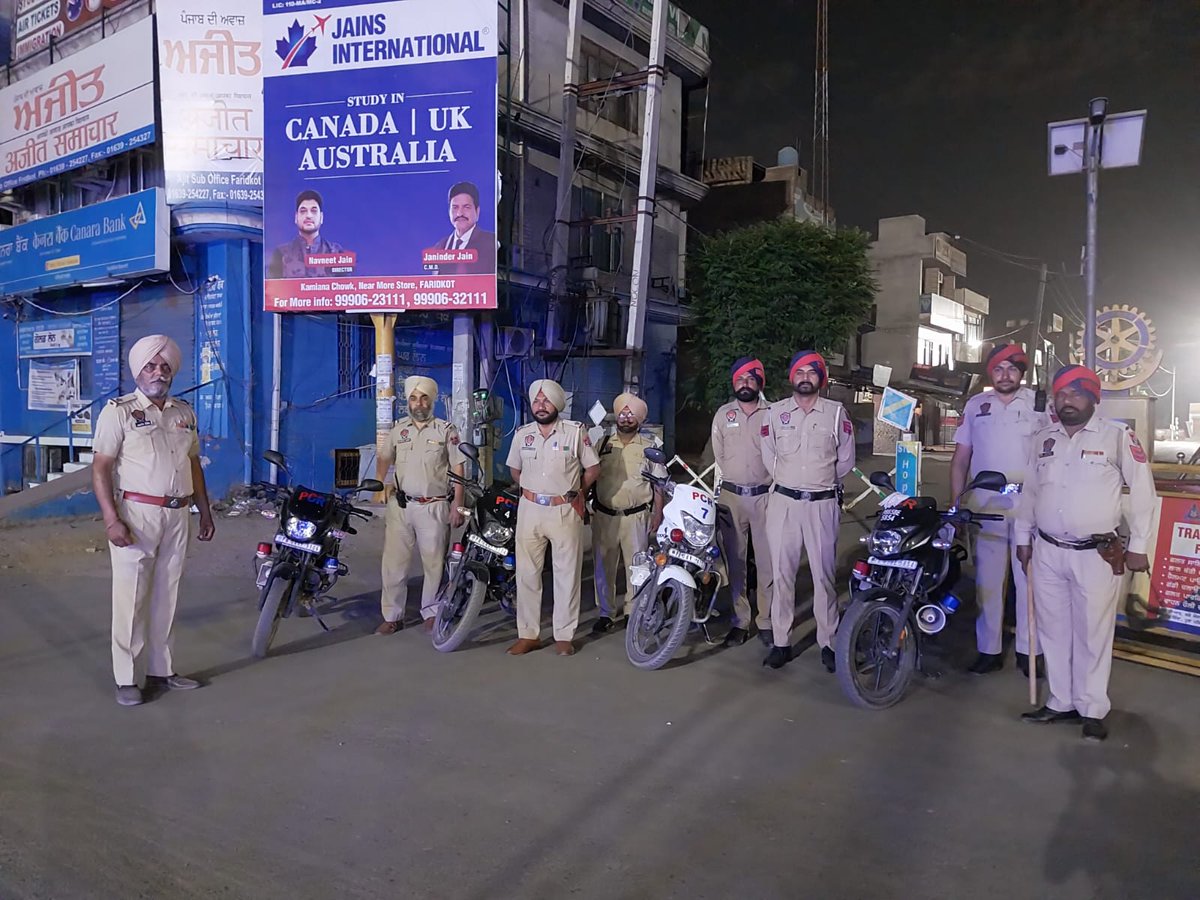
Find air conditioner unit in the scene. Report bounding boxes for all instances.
[497,326,535,359]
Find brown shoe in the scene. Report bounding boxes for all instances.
[507,638,541,655]
[375,621,401,635]
[423,617,435,634]
[554,640,576,657]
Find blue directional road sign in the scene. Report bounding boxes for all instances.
[878,386,917,431]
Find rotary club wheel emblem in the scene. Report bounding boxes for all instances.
[1074,304,1163,390]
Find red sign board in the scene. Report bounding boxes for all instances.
[1147,497,1200,638]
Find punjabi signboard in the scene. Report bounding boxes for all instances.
[158,1,264,205]
[261,0,498,314]
[0,14,155,192]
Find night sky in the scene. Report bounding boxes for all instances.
[683,0,1200,409]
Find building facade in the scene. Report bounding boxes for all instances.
[0,0,710,507]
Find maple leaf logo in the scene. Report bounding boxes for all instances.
[275,18,318,69]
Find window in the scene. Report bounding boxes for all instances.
[337,315,375,399]
[572,185,624,273]
[579,40,639,132]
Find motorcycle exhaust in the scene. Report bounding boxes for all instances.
[916,603,947,634]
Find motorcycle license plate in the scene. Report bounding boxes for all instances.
[275,536,323,554]
[630,563,652,587]
[467,532,506,556]
[867,556,918,570]
[668,547,705,568]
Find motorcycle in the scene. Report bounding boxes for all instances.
[431,442,520,652]
[835,468,1007,709]
[625,447,729,670]
[250,450,383,659]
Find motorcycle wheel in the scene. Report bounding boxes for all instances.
[252,575,295,659]
[835,592,917,710]
[431,567,487,653]
[625,582,694,670]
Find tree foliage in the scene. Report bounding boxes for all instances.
[686,219,877,411]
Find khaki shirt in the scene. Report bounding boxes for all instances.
[93,390,199,497]
[506,419,600,495]
[379,416,465,497]
[711,398,772,487]
[954,387,1053,485]
[1014,415,1157,553]
[761,396,855,491]
[595,430,665,509]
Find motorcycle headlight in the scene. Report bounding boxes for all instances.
[868,529,904,557]
[681,511,715,548]
[482,521,513,545]
[285,516,318,541]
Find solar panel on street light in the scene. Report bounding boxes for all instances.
[1047,109,1147,176]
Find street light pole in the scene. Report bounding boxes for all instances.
[1083,97,1107,370]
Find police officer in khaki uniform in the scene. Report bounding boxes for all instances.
[376,375,466,634]
[950,343,1052,676]
[506,379,600,656]
[1015,365,1156,741]
[761,350,855,671]
[590,392,665,634]
[711,356,774,647]
[92,335,215,707]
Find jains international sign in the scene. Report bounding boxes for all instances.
[0,15,155,192]
[262,0,498,314]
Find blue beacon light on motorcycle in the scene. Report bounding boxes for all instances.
[707,545,720,559]
[502,555,516,570]
[322,557,340,573]
[939,592,961,614]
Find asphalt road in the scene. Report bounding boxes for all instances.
[1,459,1198,900]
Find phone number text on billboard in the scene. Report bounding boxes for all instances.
[265,273,496,313]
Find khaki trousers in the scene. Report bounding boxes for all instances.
[717,490,773,629]
[972,493,1039,655]
[515,500,584,641]
[1032,538,1122,719]
[381,499,450,622]
[108,499,191,686]
[592,508,651,619]
[768,494,840,649]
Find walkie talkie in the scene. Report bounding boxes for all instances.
[1034,389,1047,413]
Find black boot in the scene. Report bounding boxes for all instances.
[1082,717,1108,742]
[591,616,615,635]
[1021,705,1081,725]
[1016,652,1045,679]
[821,646,836,673]
[762,645,792,669]
[723,626,749,647]
[969,652,1004,675]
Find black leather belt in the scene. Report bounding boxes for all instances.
[723,482,770,497]
[1038,530,1099,551]
[774,486,838,501]
[594,500,651,517]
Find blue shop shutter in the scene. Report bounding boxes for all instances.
[119,288,196,395]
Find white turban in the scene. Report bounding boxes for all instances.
[403,375,438,402]
[528,379,566,412]
[614,392,648,424]
[128,334,182,379]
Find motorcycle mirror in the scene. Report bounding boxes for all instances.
[869,470,895,492]
[263,449,287,470]
[968,470,1008,493]
[357,479,385,494]
[458,441,479,462]
[644,447,667,465]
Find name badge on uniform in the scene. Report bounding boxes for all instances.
[976,402,992,418]
[131,410,153,428]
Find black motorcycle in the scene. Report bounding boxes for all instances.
[431,442,520,652]
[835,469,1006,709]
[251,450,382,659]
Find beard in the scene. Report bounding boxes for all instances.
[533,409,559,425]
[617,422,639,435]
[138,377,171,398]
[793,382,817,395]
[734,387,758,403]
[992,379,1020,395]
[410,407,433,422]
[1055,403,1092,426]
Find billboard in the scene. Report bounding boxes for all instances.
[0,15,155,192]
[13,0,131,61]
[18,318,93,357]
[158,2,264,205]
[0,187,169,293]
[262,0,498,314]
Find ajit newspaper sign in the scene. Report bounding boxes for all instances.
[158,1,264,205]
[0,15,155,192]
[13,0,131,61]
[262,0,498,313]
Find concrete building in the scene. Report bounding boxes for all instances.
[689,146,833,234]
[0,0,711,510]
